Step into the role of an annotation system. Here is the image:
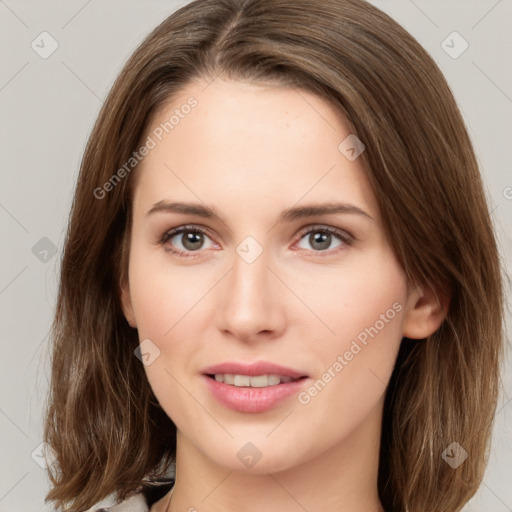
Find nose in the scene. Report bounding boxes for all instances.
[215,248,286,343]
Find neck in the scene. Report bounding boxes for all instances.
[154,399,386,512]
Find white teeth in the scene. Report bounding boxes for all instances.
[233,375,251,387]
[267,375,280,386]
[212,374,297,387]
[250,375,270,387]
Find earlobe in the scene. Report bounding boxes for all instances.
[120,281,137,328]
[402,284,449,340]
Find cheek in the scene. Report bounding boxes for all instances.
[294,254,406,430]
[332,265,405,347]
[290,246,407,351]
[127,250,216,405]
[127,258,206,427]
[128,246,213,341]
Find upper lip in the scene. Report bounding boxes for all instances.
[202,361,308,379]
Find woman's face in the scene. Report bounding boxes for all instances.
[121,77,417,474]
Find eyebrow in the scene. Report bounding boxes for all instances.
[146,200,373,223]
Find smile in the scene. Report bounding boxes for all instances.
[208,373,300,387]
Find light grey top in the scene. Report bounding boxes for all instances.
[86,479,175,512]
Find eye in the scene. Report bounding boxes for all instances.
[160,226,218,256]
[295,226,352,253]
[159,224,352,257]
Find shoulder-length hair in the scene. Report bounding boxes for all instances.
[44,0,505,510]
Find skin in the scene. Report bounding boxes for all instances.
[120,77,446,512]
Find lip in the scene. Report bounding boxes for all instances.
[201,361,310,413]
[201,361,308,379]
[202,375,310,413]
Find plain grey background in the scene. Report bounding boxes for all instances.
[1,1,511,511]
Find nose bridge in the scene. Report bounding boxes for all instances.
[216,242,285,339]
[231,249,268,303]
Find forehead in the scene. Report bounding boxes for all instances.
[132,78,378,220]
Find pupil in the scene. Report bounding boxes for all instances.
[183,232,203,250]
[310,232,331,251]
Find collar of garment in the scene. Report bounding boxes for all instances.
[90,479,175,512]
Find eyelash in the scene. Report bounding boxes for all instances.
[159,224,353,258]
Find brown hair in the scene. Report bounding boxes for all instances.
[44,0,505,511]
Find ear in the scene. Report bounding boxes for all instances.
[120,280,137,328]
[402,283,449,339]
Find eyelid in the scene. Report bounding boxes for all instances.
[159,224,219,257]
[160,224,214,244]
[159,224,219,248]
[294,224,354,245]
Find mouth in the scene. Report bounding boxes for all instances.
[201,360,308,381]
[205,373,308,387]
[201,361,310,413]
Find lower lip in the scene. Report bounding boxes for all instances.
[203,375,310,413]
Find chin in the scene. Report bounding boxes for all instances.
[199,437,306,475]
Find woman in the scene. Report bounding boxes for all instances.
[43,0,505,511]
